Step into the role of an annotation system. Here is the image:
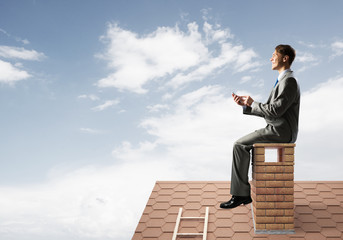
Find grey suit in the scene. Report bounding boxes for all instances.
[230,71,300,196]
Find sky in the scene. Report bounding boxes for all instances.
[1,0,343,239]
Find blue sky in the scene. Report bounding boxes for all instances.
[1,0,343,239]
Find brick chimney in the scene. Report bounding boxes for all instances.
[251,143,295,234]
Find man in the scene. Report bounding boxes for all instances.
[220,44,300,209]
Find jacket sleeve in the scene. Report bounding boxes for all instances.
[243,105,264,117]
[245,78,298,119]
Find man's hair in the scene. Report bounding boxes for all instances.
[275,44,296,66]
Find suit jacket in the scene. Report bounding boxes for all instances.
[243,71,300,143]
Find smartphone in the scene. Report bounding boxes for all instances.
[232,91,242,103]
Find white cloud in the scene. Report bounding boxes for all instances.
[252,79,265,88]
[296,51,318,63]
[0,45,45,85]
[0,29,8,35]
[147,104,169,113]
[0,162,183,240]
[140,85,264,175]
[331,41,343,57]
[200,8,212,22]
[296,76,343,179]
[96,22,208,93]
[239,76,264,88]
[0,59,31,84]
[297,41,326,49]
[299,76,343,132]
[78,94,100,101]
[91,99,119,111]
[0,29,30,45]
[203,21,232,44]
[168,43,259,89]
[295,51,320,72]
[0,45,45,61]
[79,128,103,134]
[97,21,259,93]
[240,75,252,84]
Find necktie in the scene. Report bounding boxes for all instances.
[274,78,278,88]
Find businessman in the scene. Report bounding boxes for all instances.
[220,44,300,209]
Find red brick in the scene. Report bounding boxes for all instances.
[275,187,294,195]
[255,173,275,180]
[275,216,294,224]
[256,202,274,208]
[254,166,265,173]
[265,166,285,173]
[284,166,294,172]
[266,223,284,230]
[256,195,266,201]
[284,209,294,216]
[255,224,266,230]
[255,187,274,194]
[284,223,294,230]
[283,147,294,155]
[275,202,294,209]
[266,195,284,202]
[265,181,284,187]
[253,155,266,163]
[256,161,294,166]
[282,154,294,162]
[275,173,293,181]
[266,209,284,216]
[255,216,275,224]
[284,195,294,202]
[284,181,294,187]
[254,148,265,155]
[254,143,295,148]
[255,209,266,216]
[254,180,266,187]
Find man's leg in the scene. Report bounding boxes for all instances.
[231,141,253,196]
[221,126,291,209]
[230,126,291,196]
[230,130,263,196]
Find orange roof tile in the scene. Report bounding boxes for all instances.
[132,181,343,240]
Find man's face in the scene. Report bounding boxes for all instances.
[270,50,285,71]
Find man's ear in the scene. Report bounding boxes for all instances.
[283,55,289,63]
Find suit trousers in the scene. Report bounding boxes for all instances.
[230,124,291,196]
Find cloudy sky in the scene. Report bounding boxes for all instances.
[1,0,343,239]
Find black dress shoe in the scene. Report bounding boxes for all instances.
[220,195,252,209]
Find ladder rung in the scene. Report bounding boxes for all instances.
[177,233,203,236]
[172,207,209,240]
[181,216,205,219]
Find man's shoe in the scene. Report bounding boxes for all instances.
[220,195,252,209]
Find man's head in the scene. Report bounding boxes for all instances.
[271,44,296,72]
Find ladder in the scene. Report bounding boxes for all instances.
[172,207,209,240]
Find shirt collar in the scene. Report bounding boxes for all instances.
[278,69,291,81]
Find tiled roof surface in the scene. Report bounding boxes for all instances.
[132,181,343,240]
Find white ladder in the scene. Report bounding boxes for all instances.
[172,207,209,240]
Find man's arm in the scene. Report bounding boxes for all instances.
[232,93,264,118]
[249,78,298,118]
[243,104,264,117]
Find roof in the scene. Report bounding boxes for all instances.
[132,181,343,240]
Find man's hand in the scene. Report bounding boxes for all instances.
[232,93,254,107]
